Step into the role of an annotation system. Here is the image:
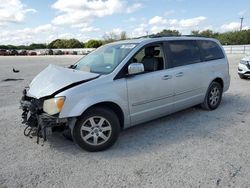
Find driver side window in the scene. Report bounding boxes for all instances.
[133,44,165,72]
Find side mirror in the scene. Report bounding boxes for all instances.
[128,63,144,75]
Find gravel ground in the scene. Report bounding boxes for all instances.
[0,55,249,188]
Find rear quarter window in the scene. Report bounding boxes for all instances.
[198,40,224,61]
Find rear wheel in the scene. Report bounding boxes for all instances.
[201,82,223,110]
[73,107,120,152]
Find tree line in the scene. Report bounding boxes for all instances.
[0,39,103,50]
[1,29,250,50]
[151,29,250,45]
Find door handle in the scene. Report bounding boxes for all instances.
[162,75,172,80]
[175,72,183,77]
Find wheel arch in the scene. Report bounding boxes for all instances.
[212,77,224,89]
[83,102,125,130]
[202,77,224,110]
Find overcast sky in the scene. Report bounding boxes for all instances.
[0,0,250,45]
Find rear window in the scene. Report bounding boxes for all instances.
[168,40,201,68]
[198,40,224,61]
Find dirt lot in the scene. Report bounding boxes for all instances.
[0,55,249,188]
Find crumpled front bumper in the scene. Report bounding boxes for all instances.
[20,89,67,143]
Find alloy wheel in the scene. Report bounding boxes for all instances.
[209,87,220,107]
[80,116,112,146]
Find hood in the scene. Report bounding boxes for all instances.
[27,64,99,99]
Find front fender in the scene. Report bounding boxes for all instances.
[63,94,126,116]
[58,93,130,125]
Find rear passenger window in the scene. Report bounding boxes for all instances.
[198,40,224,61]
[168,40,201,68]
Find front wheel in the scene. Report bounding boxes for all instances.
[73,107,120,152]
[201,82,223,110]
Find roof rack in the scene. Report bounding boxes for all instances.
[134,35,180,39]
[180,35,207,37]
[149,35,177,38]
[149,35,207,38]
[133,34,209,40]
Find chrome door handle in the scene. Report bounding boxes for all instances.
[162,75,172,80]
[175,72,183,77]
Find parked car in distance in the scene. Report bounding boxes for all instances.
[18,50,28,56]
[238,55,250,79]
[0,49,7,56]
[45,49,53,55]
[37,50,46,56]
[9,49,19,56]
[63,51,69,55]
[77,51,85,55]
[20,37,230,152]
[68,51,78,55]
[54,50,63,55]
[28,51,37,56]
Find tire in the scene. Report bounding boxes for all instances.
[62,128,73,141]
[73,107,120,152]
[201,82,223,110]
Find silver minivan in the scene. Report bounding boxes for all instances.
[20,37,230,151]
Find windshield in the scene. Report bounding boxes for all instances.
[75,43,137,74]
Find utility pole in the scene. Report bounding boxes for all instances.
[240,17,244,31]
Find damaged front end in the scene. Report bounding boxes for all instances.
[20,88,68,144]
[19,64,100,144]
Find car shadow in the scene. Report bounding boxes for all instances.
[242,78,250,81]
[47,92,249,158]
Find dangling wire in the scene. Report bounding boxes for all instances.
[24,126,33,138]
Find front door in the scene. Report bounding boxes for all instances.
[126,43,174,125]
